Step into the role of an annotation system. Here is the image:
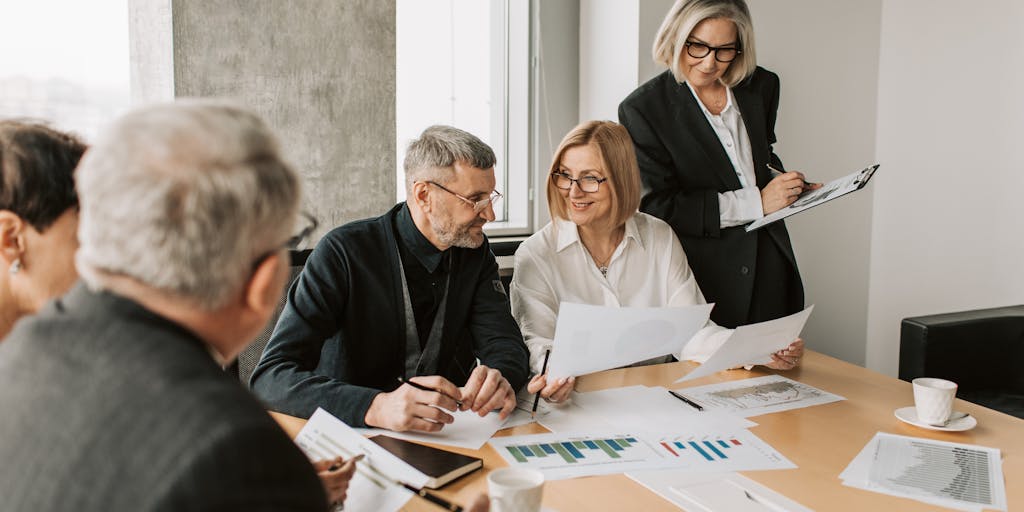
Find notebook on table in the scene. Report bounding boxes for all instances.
[369,435,483,489]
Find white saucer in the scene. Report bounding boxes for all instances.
[894,406,977,432]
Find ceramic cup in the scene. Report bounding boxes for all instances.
[912,377,957,426]
[487,467,544,512]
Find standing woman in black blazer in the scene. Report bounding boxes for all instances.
[619,0,819,329]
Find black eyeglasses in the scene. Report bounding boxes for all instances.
[252,211,318,270]
[684,41,742,63]
[285,211,319,250]
[551,172,607,193]
[425,181,502,214]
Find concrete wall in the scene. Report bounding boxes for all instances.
[129,0,396,238]
[866,0,1024,375]
[749,0,883,366]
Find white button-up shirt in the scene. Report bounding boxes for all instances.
[684,82,764,227]
[510,212,732,374]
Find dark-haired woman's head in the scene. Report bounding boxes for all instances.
[1,120,86,338]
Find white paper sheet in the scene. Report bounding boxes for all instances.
[840,432,1006,511]
[569,385,756,433]
[677,306,813,382]
[627,471,814,512]
[355,408,505,450]
[676,375,844,417]
[546,302,713,379]
[295,408,419,512]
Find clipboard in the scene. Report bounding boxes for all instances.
[745,164,879,232]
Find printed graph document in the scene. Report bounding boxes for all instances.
[840,432,1006,511]
[677,306,813,382]
[492,429,793,480]
[295,408,421,512]
[546,302,713,379]
[677,375,844,417]
[356,409,505,450]
[628,471,813,512]
[746,164,879,232]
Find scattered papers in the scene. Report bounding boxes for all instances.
[295,408,418,512]
[356,409,505,450]
[678,306,813,382]
[676,375,844,417]
[840,432,1007,511]
[546,302,713,379]
[628,471,813,512]
[490,429,793,480]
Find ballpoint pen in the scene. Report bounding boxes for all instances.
[767,163,819,187]
[328,453,365,472]
[531,349,551,419]
[397,377,463,408]
[667,389,704,411]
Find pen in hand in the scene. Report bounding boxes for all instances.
[767,163,819,187]
[328,453,365,472]
[397,377,463,408]
[668,389,704,411]
[531,349,552,419]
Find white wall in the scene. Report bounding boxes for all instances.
[866,0,1024,375]
[748,0,883,366]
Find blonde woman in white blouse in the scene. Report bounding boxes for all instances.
[510,120,802,403]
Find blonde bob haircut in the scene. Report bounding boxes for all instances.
[547,121,641,229]
[652,0,757,87]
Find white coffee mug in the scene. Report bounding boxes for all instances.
[912,377,957,426]
[487,467,544,512]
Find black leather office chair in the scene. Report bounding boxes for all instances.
[490,239,522,291]
[899,305,1024,419]
[230,249,311,386]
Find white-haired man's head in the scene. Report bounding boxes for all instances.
[74,99,301,310]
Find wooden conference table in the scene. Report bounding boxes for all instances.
[271,351,1022,511]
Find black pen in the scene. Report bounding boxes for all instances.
[397,377,463,408]
[668,389,704,411]
[403,483,464,512]
[767,163,818,187]
[327,453,364,472]
[531,349,551,419]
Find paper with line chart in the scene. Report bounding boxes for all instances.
[677,375,844,417]
[489,429,793,480]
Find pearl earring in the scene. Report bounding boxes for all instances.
[9,259,21,275]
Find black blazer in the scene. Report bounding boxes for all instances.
[619,67,803,327]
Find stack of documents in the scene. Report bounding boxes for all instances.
[840,432,1007,511]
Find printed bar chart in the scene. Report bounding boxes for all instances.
[506,437,640,464]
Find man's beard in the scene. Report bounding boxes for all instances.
[430,203,486,249]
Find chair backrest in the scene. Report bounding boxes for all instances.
[899,305,1024,391]
[490,239,522,292]
[234,249,311,386]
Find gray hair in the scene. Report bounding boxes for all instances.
[653,0,758,87]
[74,100,301,310]
[403,125,496,194]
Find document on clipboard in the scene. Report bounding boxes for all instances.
[746,164,879,232]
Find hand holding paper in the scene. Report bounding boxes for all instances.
[677,306,814,382]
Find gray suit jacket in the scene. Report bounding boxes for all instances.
[0,284,326,511]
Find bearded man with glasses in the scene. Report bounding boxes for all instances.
[252,125,529,434]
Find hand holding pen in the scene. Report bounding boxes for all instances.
[526,351,575,405]
[363,376,463,433]
[762,163,822,214]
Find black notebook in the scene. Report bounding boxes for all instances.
[368,435,483,489]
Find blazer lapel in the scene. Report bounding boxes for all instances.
[670,81,743,190]
[733,85,772,188]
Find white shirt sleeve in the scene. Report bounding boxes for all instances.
[509,245,560,375]
[718,187,765,228]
